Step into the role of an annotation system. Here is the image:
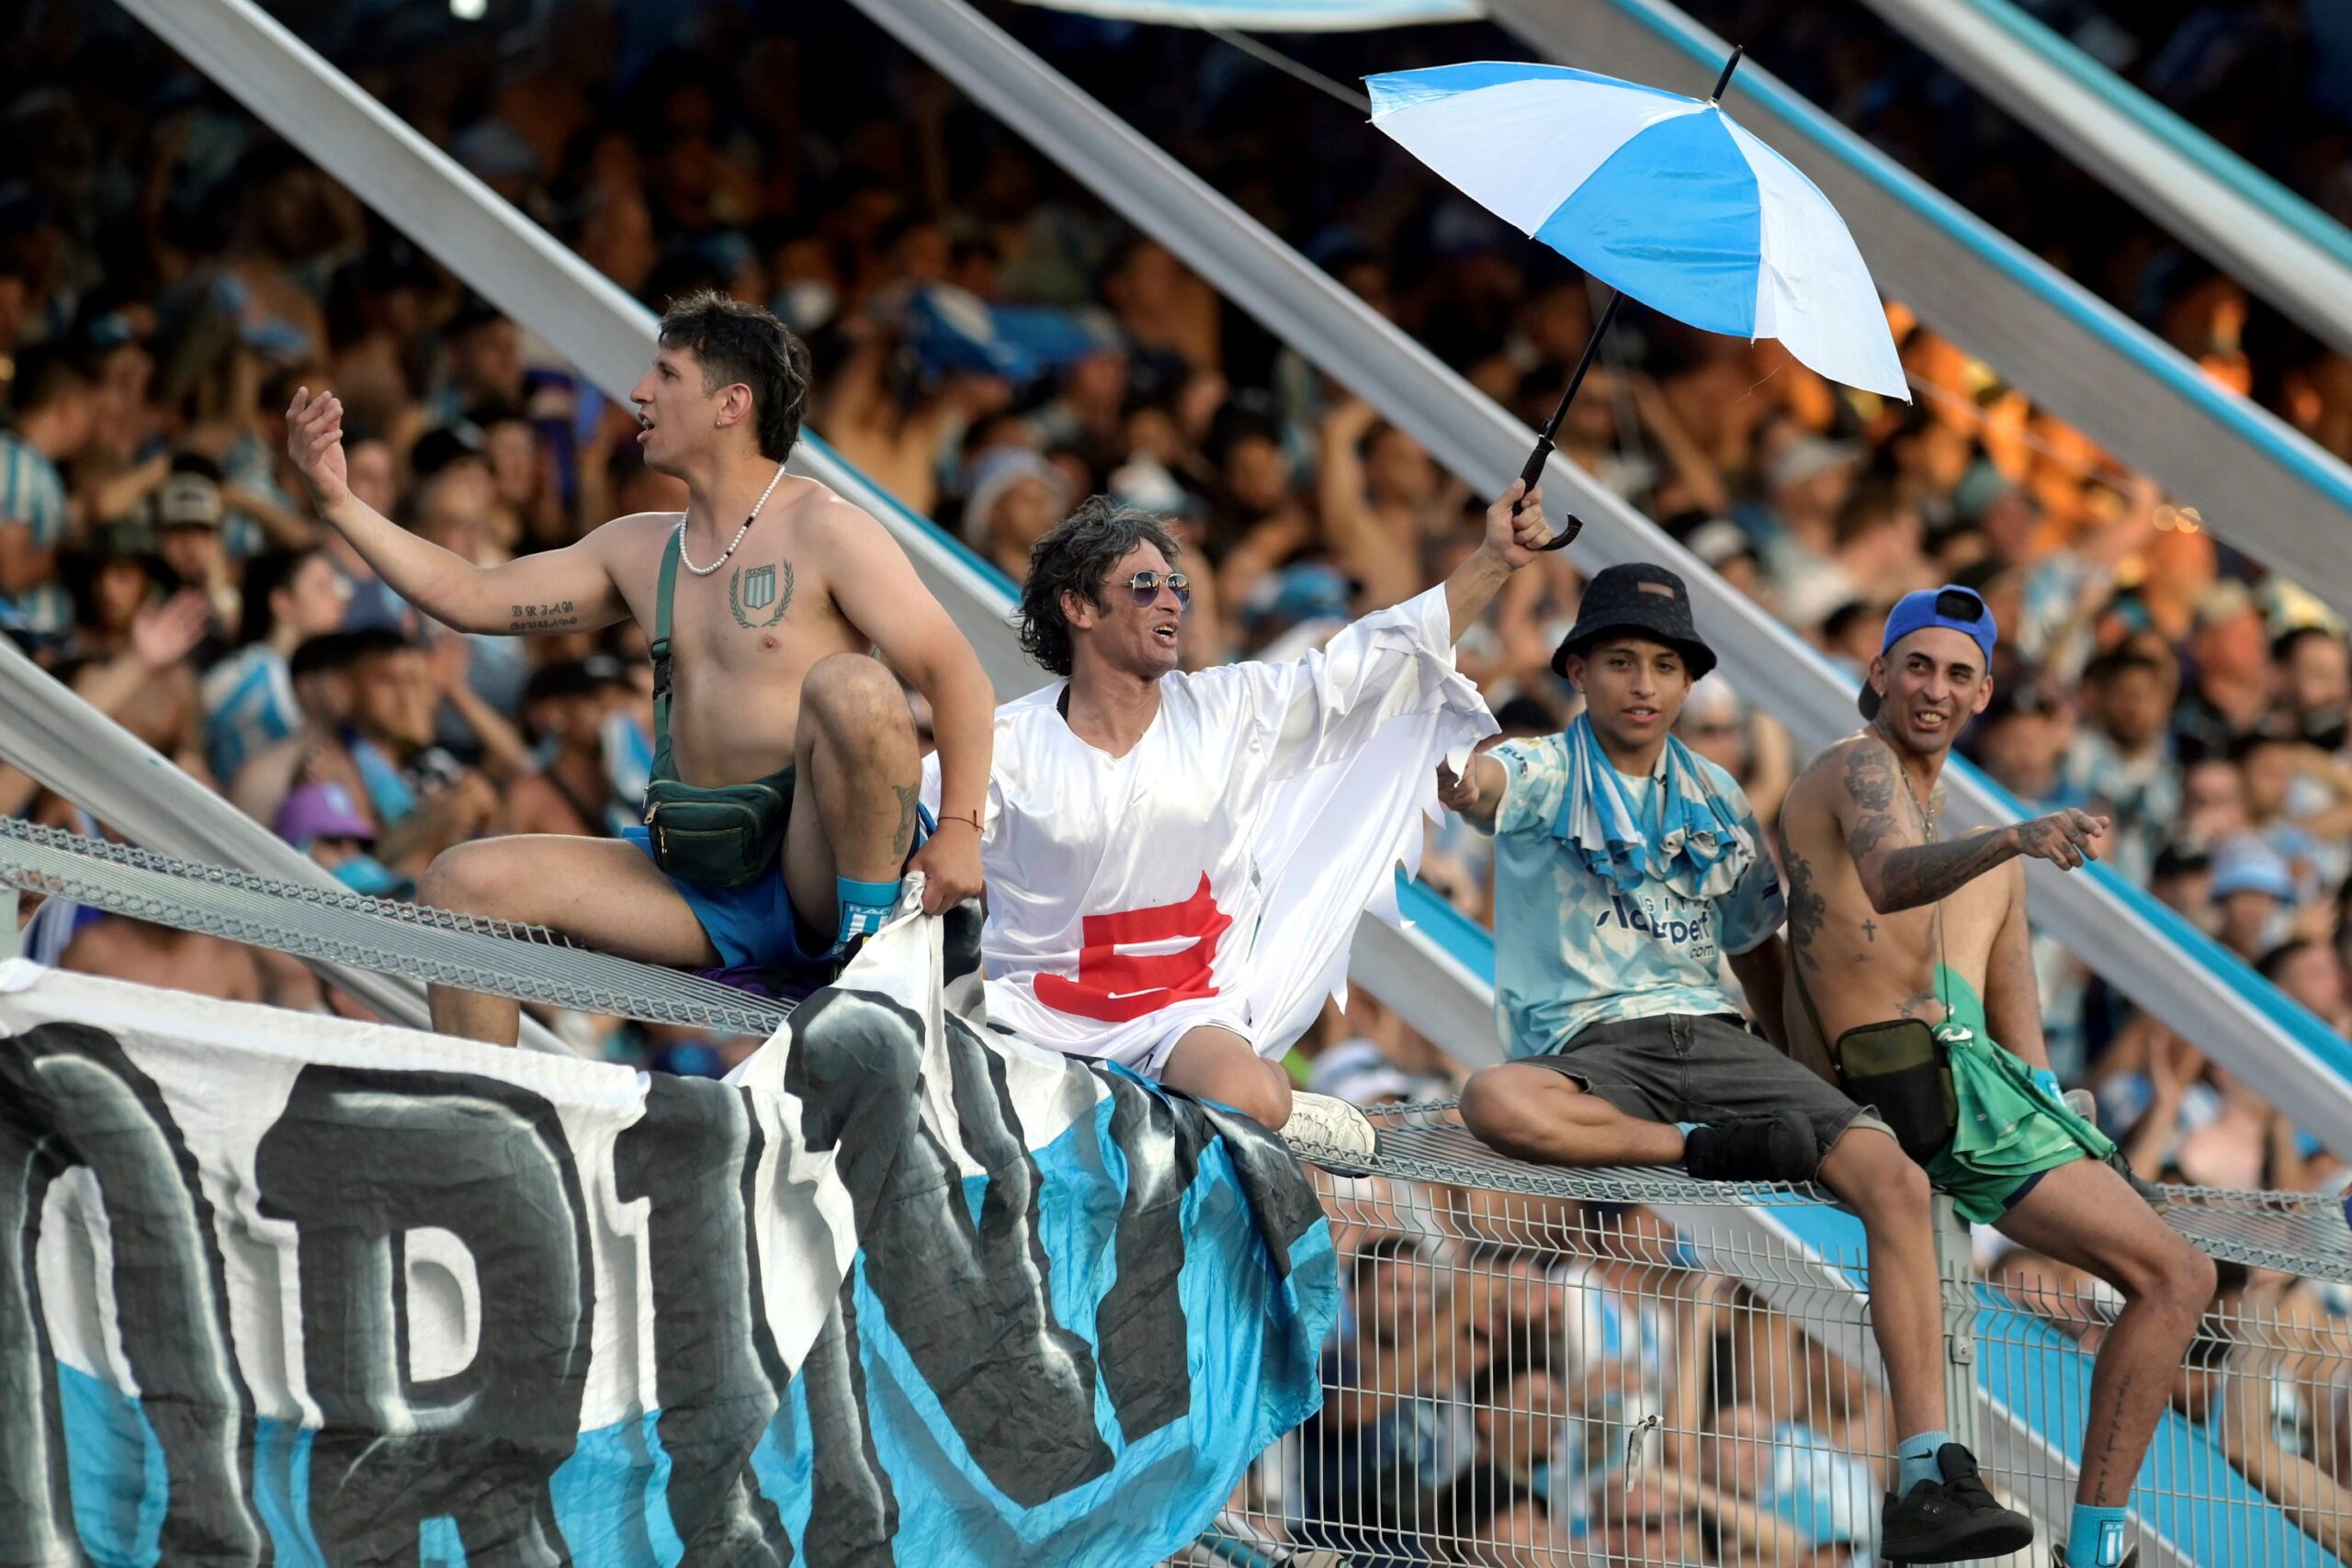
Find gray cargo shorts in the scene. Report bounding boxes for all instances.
[1521,1012,1894,1172]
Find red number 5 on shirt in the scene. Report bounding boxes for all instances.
[1034,874,1234,1022]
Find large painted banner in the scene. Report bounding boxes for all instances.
[0,905,1335,1567]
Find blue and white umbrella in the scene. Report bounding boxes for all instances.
[1370,57,1905,397]
[1368,54,1906,532]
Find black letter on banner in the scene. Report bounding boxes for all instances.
[612,1076,792,1564]
[254,1066,592,1565]
[0,1021,268,1566]
[1190,1100,1326,1281]
[1091,1074,1202,1443]
[786,988,1114,1507]
[797,1273,896,1568]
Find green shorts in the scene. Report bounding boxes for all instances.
[1920,1026,2113,1224]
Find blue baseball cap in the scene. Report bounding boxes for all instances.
[1859,585,1999,719]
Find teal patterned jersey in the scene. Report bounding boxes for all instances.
[1486,734,1784,1058]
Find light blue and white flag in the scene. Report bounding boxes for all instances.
[1011,0,1477,30]
[0,902,1334,1566]
[1367,62,1909,399]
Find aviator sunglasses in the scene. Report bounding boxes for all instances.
[1123,569,1191,609]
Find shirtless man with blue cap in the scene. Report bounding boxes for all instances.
[1777,584,2212,1568]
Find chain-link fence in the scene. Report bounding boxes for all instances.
[1185,1103,2352,1568]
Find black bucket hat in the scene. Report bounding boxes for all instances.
[1551,563,1718,682]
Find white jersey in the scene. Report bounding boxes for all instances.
[927,586,1495,1073]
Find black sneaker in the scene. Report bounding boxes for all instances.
[2052,1547,2139,1568]
[1682,1111,1817,1183]
[1882,1443,2035,1563]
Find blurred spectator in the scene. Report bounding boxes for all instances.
[300,627,502,876]
[2211,834,2300,960]
[0,343,96,638]
[507,654,641,838]
[276,779,409,898]
[2062,636,2180,885]
[202,545,352,784]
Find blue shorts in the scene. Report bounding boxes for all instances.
[620,826,834,974]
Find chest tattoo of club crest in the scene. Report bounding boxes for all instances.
[729,558,794,629]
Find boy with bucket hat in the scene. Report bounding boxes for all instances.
[1438,563,2032,1563]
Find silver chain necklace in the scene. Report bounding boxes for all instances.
[675,462,788,576]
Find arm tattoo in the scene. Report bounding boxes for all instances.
[1840,743,1897,811]
[891,782,920,860]
[1777,828,1827,972]
[1845,811,1901,862]
[509,600,578,633]
[1876,832,2017,912]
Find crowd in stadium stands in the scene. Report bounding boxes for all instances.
[7,2,2352,1561]
[1683,0,2352,464]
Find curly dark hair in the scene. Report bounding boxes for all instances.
[1017,496,1181,677]
[656,290,811,461]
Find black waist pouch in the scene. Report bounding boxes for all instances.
[1831,1018,1958,1163]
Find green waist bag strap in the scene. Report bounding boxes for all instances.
[1796,964,1957,1163]
[641,527,792,889]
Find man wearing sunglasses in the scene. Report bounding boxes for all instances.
[928,481,1554,1154]
[1777,586,2211,1568]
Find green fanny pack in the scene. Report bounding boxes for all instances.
[640,526,796,890]
[643,770,793,889]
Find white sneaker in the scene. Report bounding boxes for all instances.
[1283,1091,1379,1175]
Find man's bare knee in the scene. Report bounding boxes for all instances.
[1461,1066,1565,1158]
[1239,1069,1294,1131]
[2115,1233,2216,1323]
[1826,1127,1930,1220]
[420,840,511,917]
[803,653,910,745]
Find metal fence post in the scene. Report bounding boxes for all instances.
[1934,1192,1981,1452]
[0,886,18,960]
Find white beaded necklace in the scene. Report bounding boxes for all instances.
[675,461,789,576]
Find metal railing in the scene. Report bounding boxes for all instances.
[1191,1105,2352,1568]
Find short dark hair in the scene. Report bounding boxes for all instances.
[2274,625,2346,666]
[7,343,93,418]
[238,547,326,649]
[341,626,418,663]
[656,290,810,462]
[1017,496,1179,677]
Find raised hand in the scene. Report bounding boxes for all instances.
[2010,807,2109,871]
[130,590,210,671]
[1483,479,1554,567]
[1436,759,1480,814]
[286,386,350,511]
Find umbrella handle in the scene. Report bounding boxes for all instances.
[1516,439,1587,552]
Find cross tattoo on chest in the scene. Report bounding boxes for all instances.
[1860,919,1878,942]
